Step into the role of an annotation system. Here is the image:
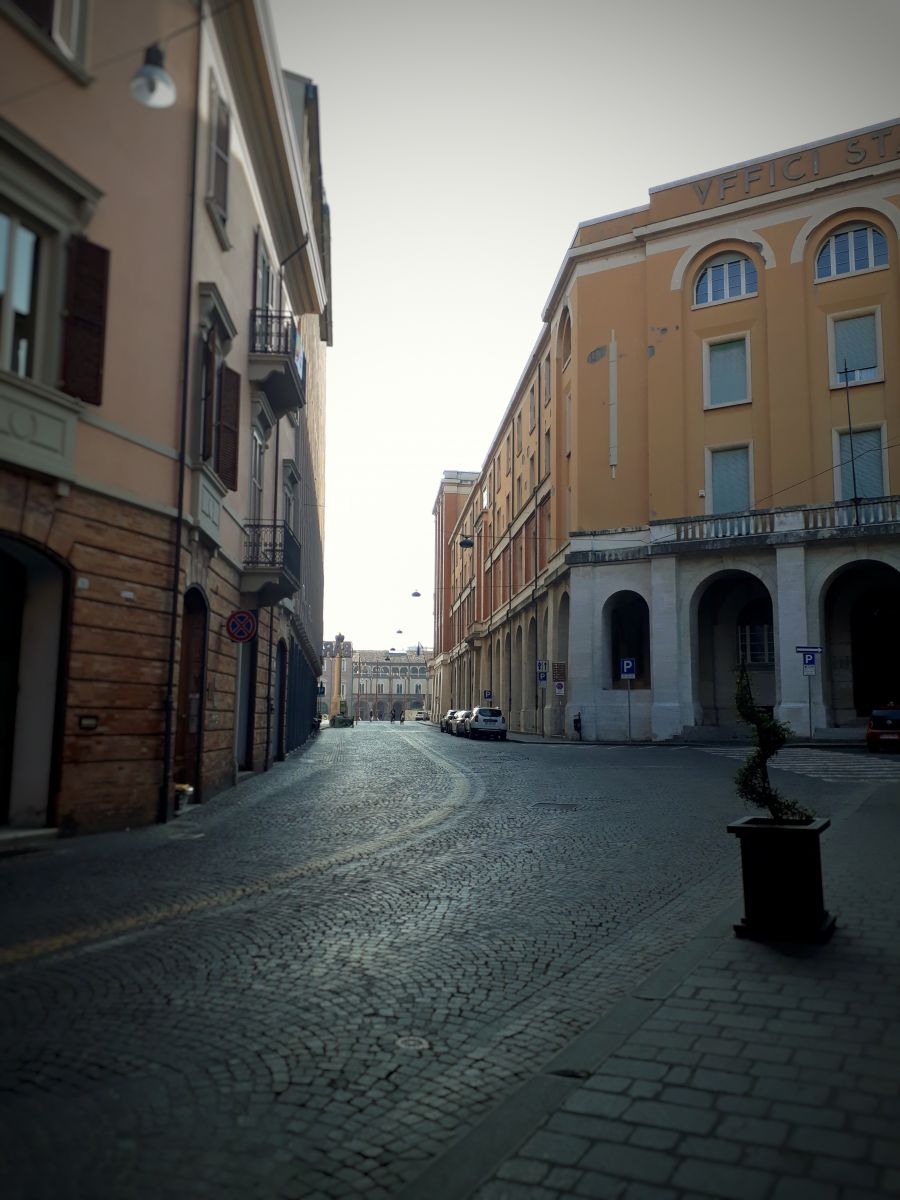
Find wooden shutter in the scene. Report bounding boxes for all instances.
[60,236,110,406]
[216,366,240,491]
[201,329,216,460]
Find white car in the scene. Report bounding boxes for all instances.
[448,709,472,736]
[466,706,507,740]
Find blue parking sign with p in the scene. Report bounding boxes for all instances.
[803,652,816,667]
[621,657,636,679]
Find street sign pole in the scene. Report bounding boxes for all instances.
[808,673,813,742]
[626,677,632,744]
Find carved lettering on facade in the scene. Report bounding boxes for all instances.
[691,126,896,208]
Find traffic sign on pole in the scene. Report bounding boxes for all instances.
[225,610,258,642]
[795,645,823,654]
[620,657,636,680]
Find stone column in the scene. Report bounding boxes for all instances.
[774,543,822,736]
[649,555,682,740]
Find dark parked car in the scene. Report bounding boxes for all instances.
[440,709,458,733]
[866,705,900,752]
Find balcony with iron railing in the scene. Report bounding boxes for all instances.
[247,309,307,417]
[241,520,302,606]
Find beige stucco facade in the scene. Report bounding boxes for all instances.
[438,121,900,741]
[0,0,330,831]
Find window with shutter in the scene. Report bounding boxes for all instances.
[839,428,884,500]
[10,0,86,61]
[200,327,217,461]
[60,235,110,405]
[710,446,751,514]
[829,311,881,386]
[0,210,42,378]
[705,335,749,408]
[216,366,241,491]
[206,78,231,248]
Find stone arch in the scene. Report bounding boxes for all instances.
[0,535,69,828]
[691,569,775,726]
[602,590,651,689]
[790,198,900,265]
[525,614,537,730]
[511,623,524,723]
[671,233,775,293]
[817,559,900,723]
[175,586,209,795]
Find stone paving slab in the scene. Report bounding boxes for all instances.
[414,782,900,1200]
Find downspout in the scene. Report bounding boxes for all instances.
[159,10,203,825]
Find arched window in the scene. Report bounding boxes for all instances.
[815,224,887,280]
[694,253,758,306]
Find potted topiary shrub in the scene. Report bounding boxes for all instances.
[727,664,836,942]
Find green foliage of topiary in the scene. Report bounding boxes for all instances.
[734,663,813,823]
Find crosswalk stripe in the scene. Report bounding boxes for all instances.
[695,746,900,782]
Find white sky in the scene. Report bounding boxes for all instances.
[271,0,900,653]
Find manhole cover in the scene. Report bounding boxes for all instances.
[534,803,578,813]
[395,1036,430,1051]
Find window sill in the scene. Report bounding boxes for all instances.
[0,3,92,85]
[205,198,232,252]
[815,263,888,285]
[704,397,751,411]
[692,292,758,311]
[829,377,882,390]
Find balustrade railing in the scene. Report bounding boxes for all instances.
[671,511,775,542]
[803,496,900,530]
[243,520,302,585]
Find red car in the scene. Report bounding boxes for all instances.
[866,706,900,752]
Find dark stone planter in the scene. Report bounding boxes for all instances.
[727,815,836,942]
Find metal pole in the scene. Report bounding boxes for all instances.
[844,358,860,527]
[626,677,632,744]
[808,671,813,741]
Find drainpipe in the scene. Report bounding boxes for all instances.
[159,11,202,825]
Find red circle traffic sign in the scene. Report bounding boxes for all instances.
[225,609,258,642]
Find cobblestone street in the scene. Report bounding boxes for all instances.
[0,725,895,1199]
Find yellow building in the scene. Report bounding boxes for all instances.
[438,120,900,742]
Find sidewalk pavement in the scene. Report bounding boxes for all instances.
[407,781,900,1200]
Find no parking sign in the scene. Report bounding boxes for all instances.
[225,610,258,642]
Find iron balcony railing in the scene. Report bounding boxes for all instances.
[250,308,307,403]
[243,520,302,587]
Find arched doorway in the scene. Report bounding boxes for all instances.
[274,639,287,760]
[823,562,900,723]
[525,615,537,729]
[0,539,66,828]
[605,591,651,688]
[503,629,511,716]
[511,625,523,721]
[695,572,774,726]
[174,587,208,796]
